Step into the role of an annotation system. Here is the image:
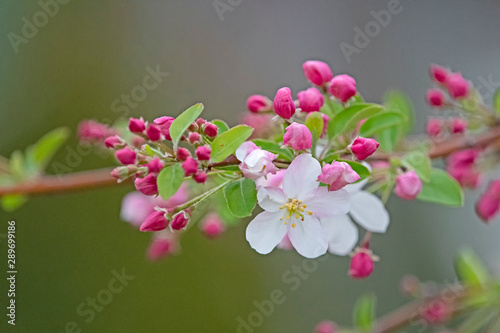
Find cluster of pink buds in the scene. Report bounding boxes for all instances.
[426,117,468,138]
[78,120,116,143]
[427,64,470,103]
[446,149,482,189]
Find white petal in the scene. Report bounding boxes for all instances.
[350,191,390,233]
[283,154,322,200]
[246,211,288,255]
[236,141,258,162]
[287,215,328,258]
[320,215,358,256]
[257,187,286,212]
[344,178,369,194]
[306,187,351,218]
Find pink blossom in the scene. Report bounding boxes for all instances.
[318,161,360,191]
[421,300,450,325]
[78,120,111,141]
[427,118,443,137]
[104,136,122,149]
[349,137,379,160]
[235,142,278,180]
[147,235,178,261]
[329,74,357,103]
[447,149,482,188]
[200,213,226,239]
[476,180,500,222]
[193,171,207,183]
[140,210,169,232]
[426,89,445,107]
[395,171,422,200]
[302,60,333,86]
[297,87,324,112]
[446,72,469,99]
[283,123,312,150]
[181,157,198,176]
[154,116,175,140]
[241,113,275,139]
[115,148,136,165]
[255,169,286,189]
[429,64,449,84]
[134,174,158,196]
[315,321,338,333]
[203,123,218,137]
[128,117,145,133]
[450,118,467,134]
[188,132,201,144]
[171,210,191,230]
[349,251,374,279]
[196,146,211,161]
[146,124,162,141]
[176,147,191,161]
[247,94,271,113]
[146,158,163,174]
[273,87,296,119]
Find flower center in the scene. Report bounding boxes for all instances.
[279,198,313,228]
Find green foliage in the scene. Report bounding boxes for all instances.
[455,249,490,288]
[157,164,185,201]
[212,119,230,134]
[170,103,204,146]
[305,112,324,140]
[383,90,414,134]
[359,112,405,138]
[1,194,28,212]
[27,127,70,171]
[353,293,376,333]
[223,178,257,218]
[327,103,384,138]
[402,150,431,182]
[211,125,253,163]
[417,168,464,206]
[493,88,500,115]
[252,139,294,161]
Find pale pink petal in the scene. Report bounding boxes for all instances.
[246,211,288,255]
[283,153,322,200]
[350,191,389,233]
[235,141,259,161]
[320,215,358,256]
[306,187,351,218]
[120,192,155,227]
[257,187,287,212]
[287,215,328,258]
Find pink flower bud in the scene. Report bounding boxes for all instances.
[329,74,357,103]
[273,87,296,119]
[283,123,312,150]
[104,136,122,149]
[171,210,191,230]
[140,210,169,232]
[395,171,422,200]
[426,89,445,107]
[182,157,198,176]
[297,87,324,112]
[111,165,136,180]
[193,171,207,183]
[176,147,191,162]
[115,148,137,165]
[446,73,469,99]
[349,137,379,160]
[318,161,361,191]
[314,321,338,333]
[146,236,177,261]
[128,117,145,133]
[235,141,278,180]
[132,136,146,148]
[147,158,163,174]
[429,64,449,84]
[427,118,443,137]
[154,116,175,140]
[196,118,206,127]
[447,149,482,189]
[421,300,451,325]
[200,213,226,239]
[450,118,467,134]
[302,60,333,86]
[78,120,111,141]
[188,132,201,144]
[196,146,211,161]
[134,174,158,196]
[203,123,218,137]
[349,252,374,279]
[476,180,500,222]
[146,124,162,141]
[247,95,271,113]
[399,274,420,296]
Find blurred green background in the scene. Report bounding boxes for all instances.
[1,1,500,332]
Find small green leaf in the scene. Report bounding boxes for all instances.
[417,168,464,206]
[142,144,155,157]
[170,103,204,146]
[402,150,431,182]
[359,112,404,138]
[1,194,28,212]
[328,103,384,138]
[223,178,257,218]
[353,293,376,333]
[157,164,185,201]
[211,125,254,163]
[10,150,25,181]
[493,88,500,115]
[454,249,490,288]
[338,160,371,181]
[212,119,230,134]
[28,127,70,170]
[377,125,401,152]
[252,139,294,161]
[384,90,414,134]
[305,112,324,140]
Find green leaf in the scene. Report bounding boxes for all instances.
[223,178,257,218]
[338,160,371,181]
[377,125,401,152]
[359,112,404,138]
[211,125,254,163]
[1,194,28,212]
[417,168,464,206]
[170,103,204,146]
[212,119,230,134]
[27,127,70,170]
[305,112,324,140]
[384,90,414,134]
[10,150,25,181]
[493,88,500,115]
[402,150,431,182]
[157,164,185,201]
[454,249,490,288]
[353,293,376,333]
[252,139,294,161]
[328,103,384,138]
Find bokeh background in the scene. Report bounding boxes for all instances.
[2,1,500,332]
